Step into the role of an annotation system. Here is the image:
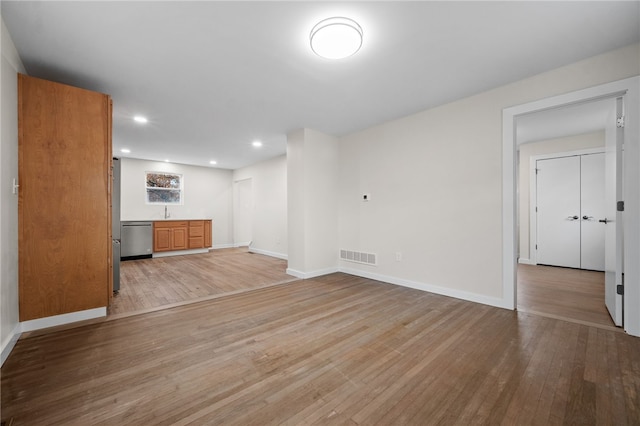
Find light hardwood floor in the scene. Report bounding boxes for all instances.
[3,272,639,425]
[517,264,615,329]
[109,248,293,316]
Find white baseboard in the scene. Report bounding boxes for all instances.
[339,267,512,310]
[234,241,251,248]
[248,247,288,260]
[153,248,209,258]
[286,266,339,279]
[1,323,21,367]
[20,307,107,333]
[518,258,535,265]
[212,243,234,249]
[285,265,511,309]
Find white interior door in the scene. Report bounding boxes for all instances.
[536,156,581,268]
[580,153,606,271]
[605,97,623,326]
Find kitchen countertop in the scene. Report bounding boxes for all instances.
[153,218,212,221]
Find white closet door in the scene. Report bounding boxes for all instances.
[581,153,606,271]
[536,156,581,268]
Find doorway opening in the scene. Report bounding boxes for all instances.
[502,77,640,336]
[515,102,616,329]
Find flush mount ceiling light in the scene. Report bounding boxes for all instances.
[310,17,363,59]
[252,141,263,147]
[120,148,131,153]
[133,115,148,124]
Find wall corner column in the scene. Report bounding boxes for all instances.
[287,128,339,278]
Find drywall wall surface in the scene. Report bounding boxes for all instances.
[338,43,639,302]
[518,132,605,262]
[304,129,339,273]
[120,158,233,247]
[287,129,306,272]
[1,17,25,361]
[287,129,339,275]
[233,155,287,258]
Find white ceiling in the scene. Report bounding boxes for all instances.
[2,1,639,169]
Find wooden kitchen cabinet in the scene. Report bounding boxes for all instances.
[154,227,171,251]
[153,221,189,252]
[173,227,188,250]
[18,74,112,321]
[154,220,212,252]
[204,220,212,248]
[189,220,205,249]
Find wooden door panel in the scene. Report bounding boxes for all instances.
[19,75,110,321]
[204,220,212,248]
[154,228,171,252]
[172,228,188,250]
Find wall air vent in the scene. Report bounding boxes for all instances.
[340,249,377,266]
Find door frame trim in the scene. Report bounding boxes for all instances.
[528,148,604,266]
[502,76,640,336]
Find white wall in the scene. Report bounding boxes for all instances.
[1,17,26,364]
[305,130,339,273]
[287,129,339,277]
[287,130,306,273]
[518,132,605,263]
[232,178,253,246]
[337,43,639,306]
[233,155,287,259]
[120,158,233,248]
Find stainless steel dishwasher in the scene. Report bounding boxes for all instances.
[121,221,153,260]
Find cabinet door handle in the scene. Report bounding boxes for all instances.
[582,215,593,220]
[599,218,609,224]
[567,215,579,221]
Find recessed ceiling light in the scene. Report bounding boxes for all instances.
[209,160,217,165]
[120,148,131,153]
[310,17,363,59]
[252,141,263,147]
[164,159,169,163]
[133,115,148,124]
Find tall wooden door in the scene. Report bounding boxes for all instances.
[18,74,112,321]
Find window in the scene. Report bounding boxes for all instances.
[145,172,183,204]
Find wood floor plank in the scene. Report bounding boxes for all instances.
[110,247,291,316]
[3,257,640,425]
[517,264,615,329]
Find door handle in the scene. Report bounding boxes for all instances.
[582,215,593,220]
[567,215,579,220]
[599,218,609,224]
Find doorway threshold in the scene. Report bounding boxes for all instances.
[516,307,622,333]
